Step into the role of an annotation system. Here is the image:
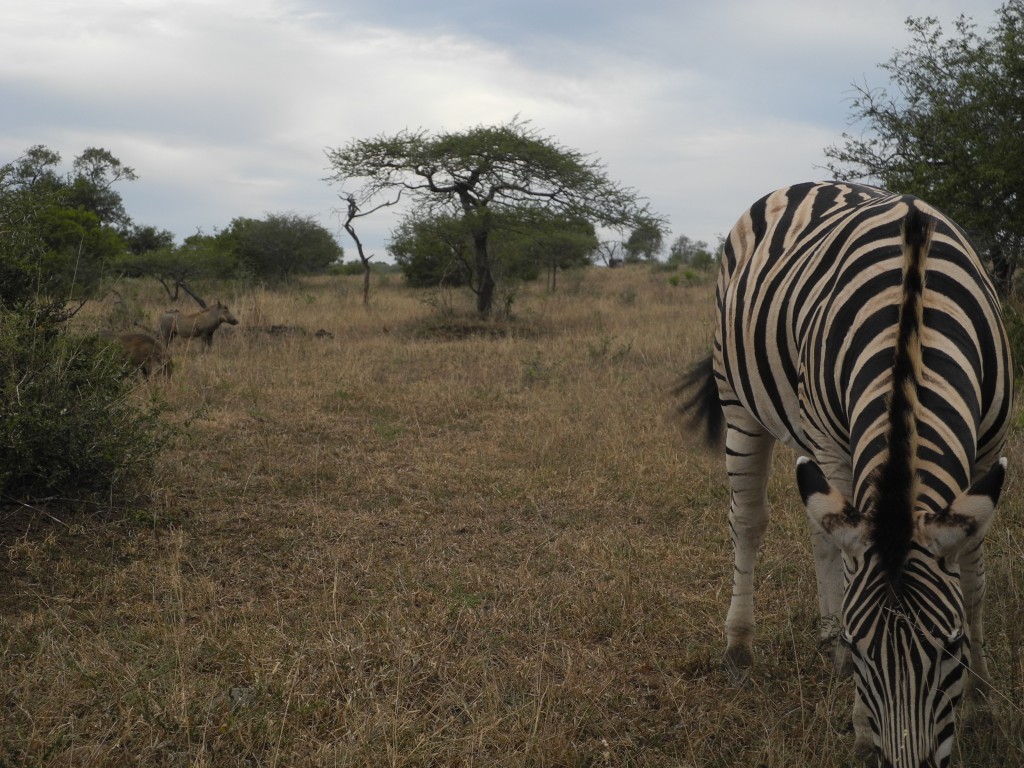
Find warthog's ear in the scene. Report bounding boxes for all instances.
[796,457,868,557]
[919,458,1005,557]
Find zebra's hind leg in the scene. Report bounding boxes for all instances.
[722,415,776,683]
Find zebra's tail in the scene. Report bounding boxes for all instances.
[870,203,932,580]
[673,353,724,449]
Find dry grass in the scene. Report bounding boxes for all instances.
[2,266,1022,767]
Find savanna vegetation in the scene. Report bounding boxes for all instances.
[827,0,1024,293]
[1,269,1022,767]
[4,6,1024,764]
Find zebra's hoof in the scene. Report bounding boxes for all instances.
[723,646,753,686]
[833,644,854,678]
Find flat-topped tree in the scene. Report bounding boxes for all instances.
[325,117,662,316]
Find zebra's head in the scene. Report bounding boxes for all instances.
[797,456,1006,767]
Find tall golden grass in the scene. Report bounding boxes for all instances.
[2,267,1022,766]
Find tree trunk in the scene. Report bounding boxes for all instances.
[341,193,390,308]
[178,280,207,309]
[473,230,495,317]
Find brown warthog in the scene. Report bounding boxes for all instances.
[159,301,238,347]
[99,331,173,378]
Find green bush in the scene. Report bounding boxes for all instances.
[327,260,365,276]
[1002,298,1024,382]
[0,311,169,509]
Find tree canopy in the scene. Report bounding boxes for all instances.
[666,234,716,270]
[388,213,473,288]
[1,145,150,298]
[326,117,663,315]
[220,213,343,282]
[623,219,664,263]
[825,2,1024,289]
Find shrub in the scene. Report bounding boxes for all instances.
[328,260,365,276]
[1002,297,1024,382]
[0,311,169,510]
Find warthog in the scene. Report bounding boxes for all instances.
[99,331,173,378]
[159,301,238,347]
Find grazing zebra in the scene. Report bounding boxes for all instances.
[678,182,1012,766]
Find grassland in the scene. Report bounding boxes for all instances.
[2,266,1022,766]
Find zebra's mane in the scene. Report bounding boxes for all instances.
[869,204,932,583]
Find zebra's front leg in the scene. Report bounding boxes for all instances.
[723,423,776,682]
[960,538,992,715]
[801,449,853,676]
[809,528,851,676]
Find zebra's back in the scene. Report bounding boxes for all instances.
[715,181,1011,509]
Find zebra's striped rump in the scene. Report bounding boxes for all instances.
[681,182,1012,766]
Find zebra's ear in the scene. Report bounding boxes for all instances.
[921,458,1005,556]
[796,457,867,555]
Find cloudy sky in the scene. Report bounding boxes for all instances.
[1,0,1007,259]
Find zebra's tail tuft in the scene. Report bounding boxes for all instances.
[673,354,724,449]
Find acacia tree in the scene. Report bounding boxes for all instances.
[116,235,238,301]
[825,3,1024,290]
[325,117,662,316]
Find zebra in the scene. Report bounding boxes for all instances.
[677,181,1012,766]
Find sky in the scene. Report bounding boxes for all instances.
[0,0,1008,261]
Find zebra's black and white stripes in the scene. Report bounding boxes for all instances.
[680,182,1012,766]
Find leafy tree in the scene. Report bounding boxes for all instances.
[37,206,127,297]
[492,208,597,290]
[124,224,176,255]
[0,155,167,513]
[0,160,49,309]
[623,218,664,263]
[220,213,343,282]
[8,145,63,194]
[389,213,472,288]
[115,236,238,301]
[825,3,1024,290]
[1,146,142,298]
[67,147,137,229]
[667,234,715,270]
[326,117,662,316]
